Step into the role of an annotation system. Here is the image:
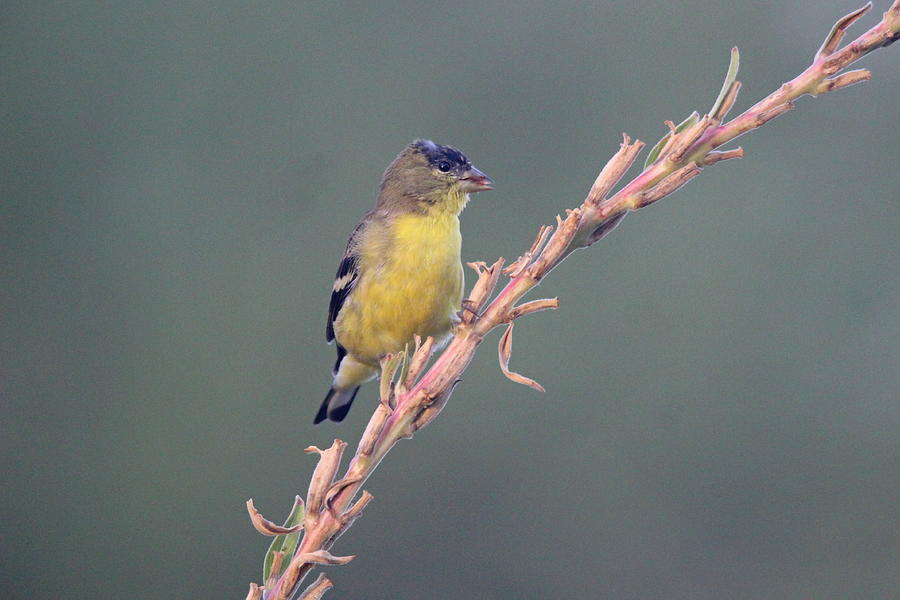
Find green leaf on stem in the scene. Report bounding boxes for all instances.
[710,46,740,117]
[263,496,305,582]
[644,112,699,168]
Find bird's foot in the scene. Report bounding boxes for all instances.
[453,300,479,331]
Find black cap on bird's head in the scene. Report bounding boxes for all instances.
[402,139,493,193]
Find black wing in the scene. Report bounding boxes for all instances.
[326,222,364,343]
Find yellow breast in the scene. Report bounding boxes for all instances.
[334,210,464,365]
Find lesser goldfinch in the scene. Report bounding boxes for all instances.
[316,139,493,423]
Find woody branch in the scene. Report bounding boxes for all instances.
[245,3,900,598]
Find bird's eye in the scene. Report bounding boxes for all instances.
[437,161,452,173]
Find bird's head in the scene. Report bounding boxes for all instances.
[378,139,493,214]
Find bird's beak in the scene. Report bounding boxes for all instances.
[458,166,494,193]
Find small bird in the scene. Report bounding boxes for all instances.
[316,139,493,423]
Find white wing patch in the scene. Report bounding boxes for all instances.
[333,272,356,292]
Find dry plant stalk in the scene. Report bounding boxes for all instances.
[247,3,900,597]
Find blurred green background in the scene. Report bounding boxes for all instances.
[2,2,898,598]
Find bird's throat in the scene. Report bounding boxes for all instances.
[422,187,469,217]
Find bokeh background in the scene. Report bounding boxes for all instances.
[2,2,898,598]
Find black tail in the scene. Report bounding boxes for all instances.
[314,386,360,424]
